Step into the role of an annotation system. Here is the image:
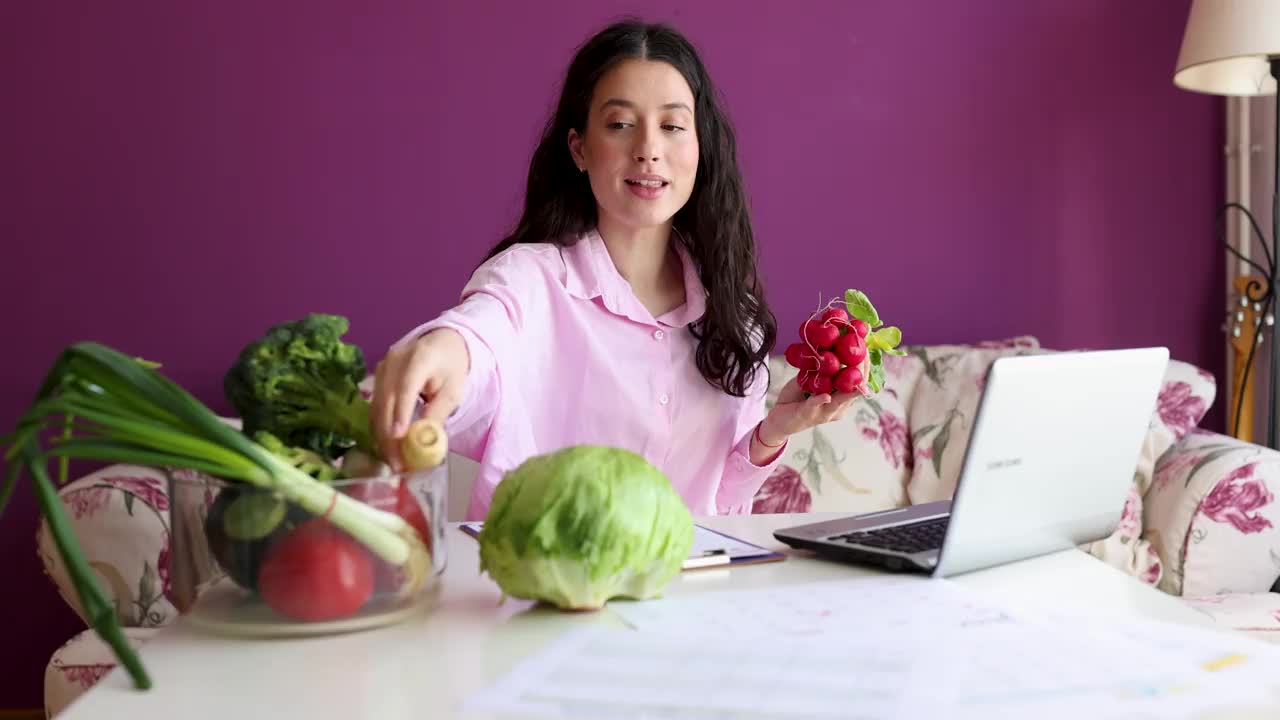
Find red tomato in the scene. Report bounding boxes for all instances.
[395,481,432,551]
[344,479,432,551]
[257,519,374,622]
[344,479,433,592]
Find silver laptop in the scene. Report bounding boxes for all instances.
[773,347,1168,577]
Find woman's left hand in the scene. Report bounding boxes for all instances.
[757,355,872,445]
[758,377,862,445]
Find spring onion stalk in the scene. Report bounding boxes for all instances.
[1,342,433,691]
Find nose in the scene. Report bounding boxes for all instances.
[634,127,659,164]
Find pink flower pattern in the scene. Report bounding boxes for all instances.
[1140,559,1161,585]
[157,534,173,604]
[878,412,909,469]
[752,465,812,514]
[1200,463,1274,534]
[1157,381,1208,440]
[66,486,111,520]
[1116,488,1141,538]
[57,663,114,689]
[1154,451,1204,492]
[107,475,169,511]
[882,354,914,380]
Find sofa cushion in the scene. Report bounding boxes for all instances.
[44,626,159,719]
[902,337,1044,504]
[901,341,1215,588]
[1079,359,1216,586]
[1145,429,1280,596]
[37,466,176,629]
[904,343,1214,504]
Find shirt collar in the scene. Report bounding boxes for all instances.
[560,227,707,328]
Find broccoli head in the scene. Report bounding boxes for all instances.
[224,314,375,459]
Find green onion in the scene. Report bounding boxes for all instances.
[1,342,431,691]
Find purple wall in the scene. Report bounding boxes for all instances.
[2,1,1220,709]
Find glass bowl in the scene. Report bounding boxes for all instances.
[164,463,447,637]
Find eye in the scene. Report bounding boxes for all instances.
[662,124,686,132]
[607,121,632,130]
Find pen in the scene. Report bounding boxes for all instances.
[683,549,732,570]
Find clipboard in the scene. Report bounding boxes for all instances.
[457,522,786,571]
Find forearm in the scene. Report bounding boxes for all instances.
[748,417,788,466]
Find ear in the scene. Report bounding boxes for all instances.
[567,128,586,172]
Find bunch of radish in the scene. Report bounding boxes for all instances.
[783,290,904,396]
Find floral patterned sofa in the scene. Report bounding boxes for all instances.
[35,336,1280,716]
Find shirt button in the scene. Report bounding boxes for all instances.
[653,329,665,340]
[659,393,670,405]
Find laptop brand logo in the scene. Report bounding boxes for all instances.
[986,457,1022,471]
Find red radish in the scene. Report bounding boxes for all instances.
[820,308,850,328]
[789,289,898,398]
[833,332,867,366]
[784,343,817,370]
[257,519,374,622]
[834,365,864,393]
[816,351,840,376]
[796,370,813,393]
[802,318,841,349]
[810,373,834,395]
[797,370,819,394]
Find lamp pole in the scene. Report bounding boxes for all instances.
[1270,58,1280,449]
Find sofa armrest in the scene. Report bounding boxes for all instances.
[1144,429,1280,596]
[36,465,177,629]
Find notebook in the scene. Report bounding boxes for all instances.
[457,522,786,570]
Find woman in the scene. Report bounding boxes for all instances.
[372,19,858,520]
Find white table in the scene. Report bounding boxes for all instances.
[62,513,1280,719]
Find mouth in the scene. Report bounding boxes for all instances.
[624,176,670,188]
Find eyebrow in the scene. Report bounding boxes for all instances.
[601,98,693,114]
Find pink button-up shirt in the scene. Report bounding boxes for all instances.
[399,229,785,521]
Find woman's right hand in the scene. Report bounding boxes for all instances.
[371,328,469,472]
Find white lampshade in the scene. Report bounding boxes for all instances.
[1175,0,1280,96]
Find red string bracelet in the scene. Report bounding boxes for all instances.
[754,422,786,449]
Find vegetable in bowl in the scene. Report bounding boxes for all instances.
[223,313,374,460]
[1,318,446,691]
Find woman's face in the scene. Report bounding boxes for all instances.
[569,59,699,234]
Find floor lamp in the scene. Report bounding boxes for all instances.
[1175,0,1280,449]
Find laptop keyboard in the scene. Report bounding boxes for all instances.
[828,516,950,554]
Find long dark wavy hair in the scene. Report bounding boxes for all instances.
[484,19,776,398]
